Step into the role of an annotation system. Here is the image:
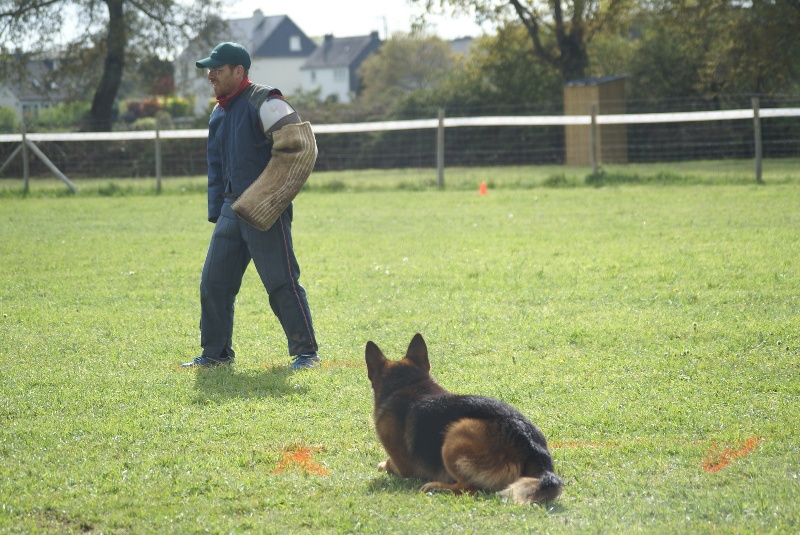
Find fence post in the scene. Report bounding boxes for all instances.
[437,108,445,189]
[752,97,763,184]
[155,125,162,193]
[590,104,599,175]
[21,123,29,194]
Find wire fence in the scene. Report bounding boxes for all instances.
[1,97,799,186]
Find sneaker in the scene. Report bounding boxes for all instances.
[291,353,320,370]
[180,354,234,368]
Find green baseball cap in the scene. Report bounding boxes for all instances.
[196,42,251,69]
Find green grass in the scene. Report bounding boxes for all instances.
[1,166,798,533]
[2,158,799,197]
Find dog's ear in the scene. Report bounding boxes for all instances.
[404,333,430,373]
[365,341,388,383]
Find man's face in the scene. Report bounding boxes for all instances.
[207,65,239,98]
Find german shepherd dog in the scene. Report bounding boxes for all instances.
[365,334,563,504]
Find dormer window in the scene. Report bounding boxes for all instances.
[290,35,301,52]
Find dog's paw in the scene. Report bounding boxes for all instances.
[421,481,477,496]
[420,481,442,493]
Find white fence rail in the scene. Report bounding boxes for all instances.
[1,106,797,143]
[1,99,799,192]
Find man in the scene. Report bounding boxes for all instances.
[182,42,319,370]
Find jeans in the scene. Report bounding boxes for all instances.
[200,200,317,358]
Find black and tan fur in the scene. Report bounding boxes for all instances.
[365,333,563,504]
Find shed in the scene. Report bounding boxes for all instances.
[563,75,628,165]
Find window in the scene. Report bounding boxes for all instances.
[290,35,301,52]
[334,68,347,83]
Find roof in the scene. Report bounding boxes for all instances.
[225,12,279,50]
[564,75,629,87]
[449,37,474,56]
[225,11,316,58]
[2,58,68,102]
[301,32,382,69]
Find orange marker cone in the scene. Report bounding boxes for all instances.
[479,181,487,196]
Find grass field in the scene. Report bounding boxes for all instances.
[1,163,799,533]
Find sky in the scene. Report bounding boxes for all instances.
[221,0,488,40]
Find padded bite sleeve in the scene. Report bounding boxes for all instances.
[231,122,317,231]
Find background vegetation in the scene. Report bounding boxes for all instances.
[2,1,799,132]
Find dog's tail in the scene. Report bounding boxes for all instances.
[498,471,564,505]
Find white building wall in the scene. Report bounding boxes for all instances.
[301,67,352,103]
[180,57,312,118]
[249,57,307,96]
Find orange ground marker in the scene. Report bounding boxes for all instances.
[553,436,764,473]
[702,437,764,473]
[272,444,329,476]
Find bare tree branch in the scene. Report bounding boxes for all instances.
[0,0,64,18]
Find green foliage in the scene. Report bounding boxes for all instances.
[460,25,562,108]
[119,97,190,129]
[29,101,91,131]
[0,106,17,132]
[395,1,800,117]
[586,31,636,80]
[413,0,639,81]
[2,159,798,199]
[1,180,798,532]
[161,95,192,118]
[621,1,800,104]
[395,26,563,117]
[0,0,222,131]
[358,33,459,106]
[712,0,800,95]
[127,115,167,131]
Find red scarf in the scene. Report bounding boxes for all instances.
[216,77,252,110]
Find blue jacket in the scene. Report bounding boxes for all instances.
[206,83,283,222]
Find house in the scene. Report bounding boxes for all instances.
[300,32,382,103]
[449,37,474,57]
[0,59,67,123]
[176,10,317,116]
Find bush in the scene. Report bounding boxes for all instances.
[123,99,163,122]
[31,102,91,130]
[162,96,192,118]
[0,106,17,132]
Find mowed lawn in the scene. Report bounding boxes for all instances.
[0,174,798,533]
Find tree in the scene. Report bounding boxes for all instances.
[706,0,800,96]
[626,1,800,105]
[0,0,221,131]
[411,0,633,81]
[357,33,459,106]
[417,26,562,114]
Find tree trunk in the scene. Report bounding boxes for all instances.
[88,0,126,131]
[558,28,589,82]
[510,0,590,83]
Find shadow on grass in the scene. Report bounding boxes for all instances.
[367,474,427,494]
[191,365,306,404]
[367,474,568,512]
